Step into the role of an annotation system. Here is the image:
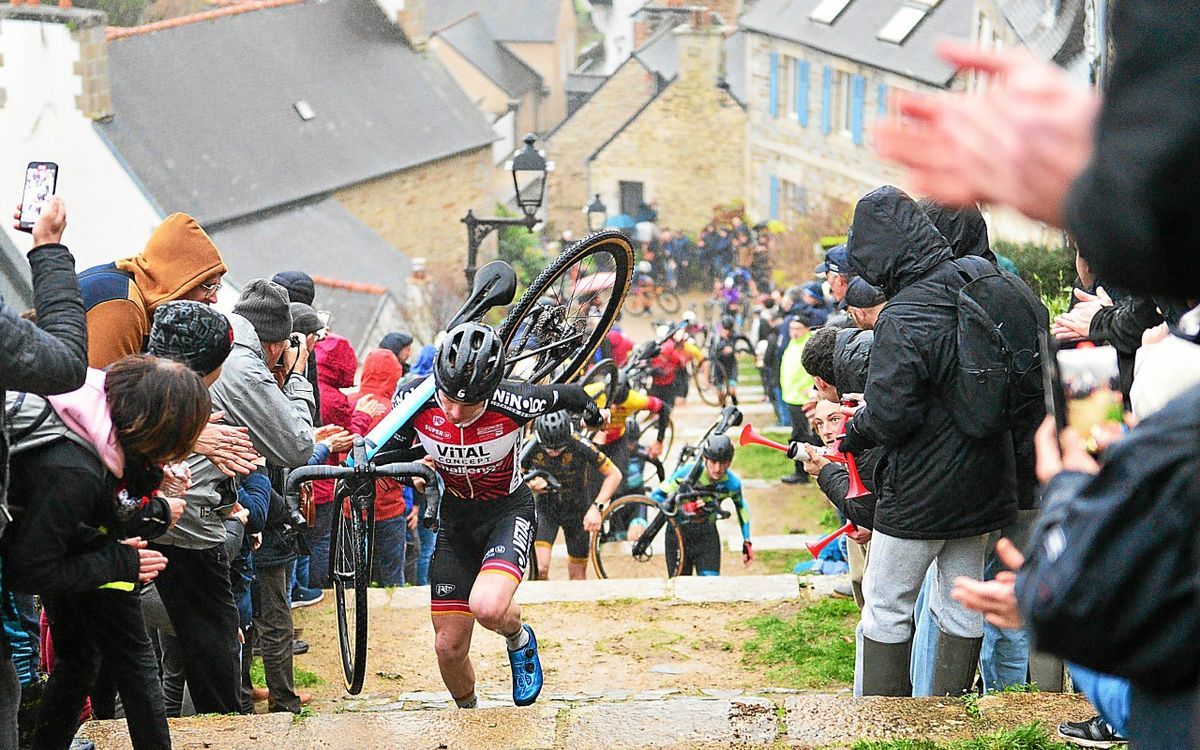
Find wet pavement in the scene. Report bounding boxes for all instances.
[79,692,1096,749]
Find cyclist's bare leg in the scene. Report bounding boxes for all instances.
[432,614,476,704]
[470,570,523,640]
[566,557,588,580]
[534,542,553,580]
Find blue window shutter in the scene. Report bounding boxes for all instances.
[796,61,810,127]
[851,74,865,145]
[821,66,832,135]
[769,176,779,220]
[877,83,888,117]
[768,52,779,118]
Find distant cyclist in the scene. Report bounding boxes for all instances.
[707,315,740,406]
[378,322,603,709]
[520,411,623,580]
[648,435,752,576]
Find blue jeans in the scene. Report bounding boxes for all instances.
[371,516,407,587]
[1069,663,1129,736]
[911,565,937,696]
[772,385,791,427]
[415,485,439,587]
[306,501,335,589]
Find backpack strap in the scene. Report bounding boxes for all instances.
[6,394,53,445]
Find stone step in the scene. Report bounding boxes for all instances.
[79,693,1097,749]
[381,573,802,609]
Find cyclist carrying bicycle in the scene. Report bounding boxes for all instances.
[707,315,741,406]
[647,435,752,576]
[520,410,623,580]
[378,322,604,709]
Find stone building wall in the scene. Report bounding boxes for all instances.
[589,26,746,234]
[334,146,493,271]
[544,57,659,235]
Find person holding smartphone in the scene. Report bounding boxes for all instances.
[1,196,88,750]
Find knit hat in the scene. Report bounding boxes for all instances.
[147,301,233,377]
[234,279,293,343]
[845,276,886,308]
[289,302,323,335]
[271,271,315,306]
[379,331,414,357]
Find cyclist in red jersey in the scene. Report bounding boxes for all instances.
[378,322,602,708]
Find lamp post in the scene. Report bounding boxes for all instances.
[463,133,552,288]
[585,193,607,232]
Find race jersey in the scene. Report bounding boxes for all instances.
[582,382,665,443]
[652,462,750,542]
[519,436,615,510]
[383,378,594,501]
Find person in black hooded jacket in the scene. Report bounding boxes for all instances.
[838,186,1019,698]
[0,198,88,749]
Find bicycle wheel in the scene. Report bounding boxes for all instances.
[579,357,619,406]
[636,411,674,467]
[329,486,375,694]
[499,230,633,384]
[734,335,755,356]
[591,495,684,579]
[693,359,728,407]
[657,289,681,315]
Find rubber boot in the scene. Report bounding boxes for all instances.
[860,636,913,696]
[1027,650,1065,692]
[929,630,983,697]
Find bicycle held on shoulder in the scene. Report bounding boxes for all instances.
[590,405,742,580]
[285,230,634,694]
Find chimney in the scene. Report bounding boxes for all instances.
[0,5,112,120]
[671,18,725,92]
[396,0,427,48]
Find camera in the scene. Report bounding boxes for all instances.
[289,333,301,349]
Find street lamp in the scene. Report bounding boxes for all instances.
[585,193,607,232]
[463,133,553,288]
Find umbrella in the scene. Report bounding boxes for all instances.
[572,272,617,296]
[603,213,637,230]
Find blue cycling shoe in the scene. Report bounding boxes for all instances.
[507,624,543,706]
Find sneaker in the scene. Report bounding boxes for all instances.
[254,639,309,657]
[290,585,325,609]
[1058,716,1127,747]
[780,472,809,485]
[832,581,854,598]
[70,740,95,750]
[506,624,543,707]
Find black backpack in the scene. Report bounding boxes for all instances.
[948,257,1048,438]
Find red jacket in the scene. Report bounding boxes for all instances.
[314,335,370,505]
[651,339,685,387]
[348,350,407,521]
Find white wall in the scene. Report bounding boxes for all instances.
[591,0,642,74]
[0,18,162,270]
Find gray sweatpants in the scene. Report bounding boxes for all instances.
[861,531,988,642]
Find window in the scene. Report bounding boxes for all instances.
[771,54,810,125]
[780,179,807,224]
[831,69,852,136]
[877,0,941,44]
[809,0,853,24]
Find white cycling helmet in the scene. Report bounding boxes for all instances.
[682,310,697,324]
[637,260,652,274]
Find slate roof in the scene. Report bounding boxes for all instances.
[634,24,680,82]
[208,197,411,345]
[0,230,32,310]
[740,0,973,87]
[426,0,563,44]
[99,0,495,227]
[991,0,1087,68]
[435,12,543,98]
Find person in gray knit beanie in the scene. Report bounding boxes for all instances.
[233,279,292,343]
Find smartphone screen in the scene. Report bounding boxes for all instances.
[1045,336,1124,453]
[19,162,59,231]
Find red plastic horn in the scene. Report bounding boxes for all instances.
[806,520,857,558]
[739,423,789,453]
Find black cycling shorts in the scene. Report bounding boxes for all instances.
[665,520,722,576]
[429,486,536,617]
[534,500,590,562]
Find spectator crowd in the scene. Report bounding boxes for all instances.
[0,198,432,749]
